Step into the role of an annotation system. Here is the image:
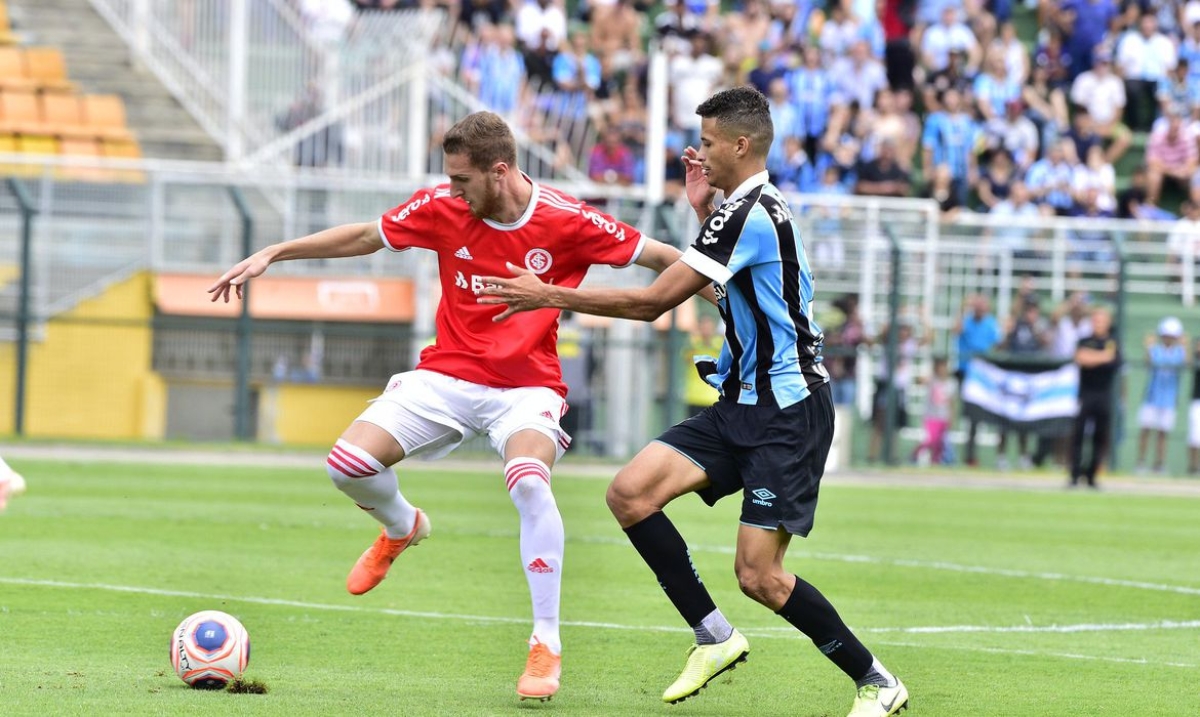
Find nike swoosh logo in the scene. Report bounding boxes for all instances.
[881,693,902,713]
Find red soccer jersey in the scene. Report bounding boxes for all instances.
[377,180,645,397]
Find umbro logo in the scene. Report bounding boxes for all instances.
[454,246,473,260]
[751,488,776,507]
[527,558,554,573]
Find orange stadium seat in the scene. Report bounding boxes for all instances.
[39,92,87,136]
[23,48,73,92]
[57,137,110,182]
[0,89,41,134]
[0,47,35,90]
[82,94,133,141]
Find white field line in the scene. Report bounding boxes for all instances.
[565,533,1200,598]
[1,577,1197,671]
[870,640,1198,669]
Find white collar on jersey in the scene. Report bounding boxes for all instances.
[482,172,540,232]
[724,170,770,203]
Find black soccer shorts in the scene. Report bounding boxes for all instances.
[655,382,834,537]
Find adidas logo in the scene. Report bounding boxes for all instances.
[540,410,555,421]
[527,558,554,573]
[454,246,473,260]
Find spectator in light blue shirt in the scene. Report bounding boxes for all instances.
[479,25,526,116]
[1025,138,1077,213]
[922,87,978,204]
[955,293,1003,466]
[767,77,802,181]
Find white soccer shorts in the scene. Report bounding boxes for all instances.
[1138,405,1176,433]
[355,369,571,461]
[1190,402,1200,448]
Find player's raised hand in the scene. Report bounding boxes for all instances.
[207,252,271,303]
[476,262,551,321]
[681,146,716,215]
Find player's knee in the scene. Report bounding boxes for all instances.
[325,441,380,487]
[508,473,551,502]
[605,472,646,523]
[734,564,780,606]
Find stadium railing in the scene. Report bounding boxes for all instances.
[87,0,442,173]
[0,154,1196,472]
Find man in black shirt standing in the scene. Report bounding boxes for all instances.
[1070,307,1121,487]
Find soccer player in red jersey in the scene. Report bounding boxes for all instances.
[208,111,701,701]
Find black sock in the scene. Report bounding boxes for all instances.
[776,575,873,680]
[623,512,717,626]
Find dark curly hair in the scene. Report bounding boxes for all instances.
[695,86,773,159]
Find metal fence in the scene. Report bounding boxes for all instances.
[1,155,1198,475]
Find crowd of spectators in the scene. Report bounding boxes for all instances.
[347,0,1198,209]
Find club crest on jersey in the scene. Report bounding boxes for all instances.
[525,248,553,274]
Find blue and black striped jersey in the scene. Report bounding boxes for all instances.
[680,171,828,409]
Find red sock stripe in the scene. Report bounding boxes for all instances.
[327,453,375,478]
[332,445,378,476]
[327,456,369,478]
[505,463,551,491]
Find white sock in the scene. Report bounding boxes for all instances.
[695,609,734,644]
[326,439,417,539]
[505,458,563,655]
[855,656,898,688]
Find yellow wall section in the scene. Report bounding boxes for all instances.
[264,384,376,445]
[0,272,165,439]
[0,270,375,442]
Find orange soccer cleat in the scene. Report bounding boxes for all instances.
[516,641,561,702]
[346,509,431,595]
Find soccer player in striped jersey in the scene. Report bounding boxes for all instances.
[479,86,908,717]
[208,111,703,702]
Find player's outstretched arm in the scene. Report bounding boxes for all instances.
[477,260,711,322]
[207,222,383,302]
[635,238,718,306]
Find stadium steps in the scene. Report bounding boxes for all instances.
[5,0,223,162]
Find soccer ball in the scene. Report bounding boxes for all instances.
[170,610,251,689]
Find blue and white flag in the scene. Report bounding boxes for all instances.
[961,357,1079,436]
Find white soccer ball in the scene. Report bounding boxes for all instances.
[8,471,25,495]
[170,610,251,689]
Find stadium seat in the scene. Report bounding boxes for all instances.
[7,133,57,176]
[0,130,19,175]
[0,89,41,134]
[23,48,73,92]
[82,94,134,141]
[18,133,57,155]
[102,137,146,182]
[57,136,110,182]
[39,92,88,137]
[0,46,35,91]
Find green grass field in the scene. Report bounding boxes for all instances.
[1,455,1199,716]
